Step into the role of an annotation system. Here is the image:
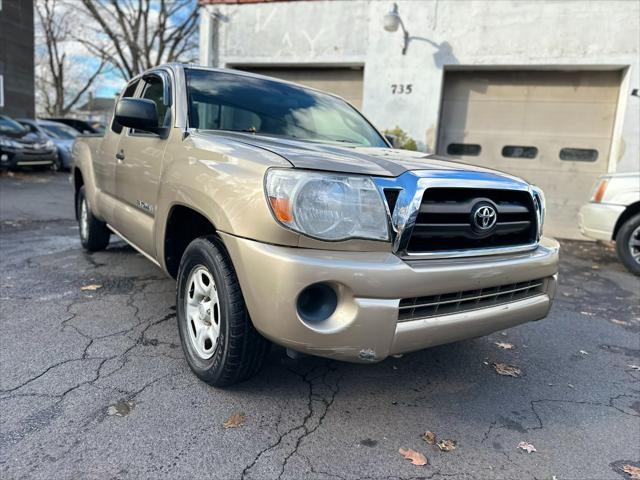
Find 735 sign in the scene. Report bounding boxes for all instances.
[391,84,412,94]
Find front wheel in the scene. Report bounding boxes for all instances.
[615,213,640,276]
[176,236,269,387]
[77,186,110,251]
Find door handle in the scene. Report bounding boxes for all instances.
[115,150,125,161]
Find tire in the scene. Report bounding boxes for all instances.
[51,156,62,172]
[615,213,640,276]
[77,186,110,251]
[176,236,269,387]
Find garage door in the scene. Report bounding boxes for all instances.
[235,66,364,110]
[437,70,622,239]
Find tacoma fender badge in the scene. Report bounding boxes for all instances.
[137,200,155,214]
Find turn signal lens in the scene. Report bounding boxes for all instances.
[593,179,609,203]
[269,197,293,222]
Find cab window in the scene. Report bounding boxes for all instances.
[111,80,139,134]
[135,76,171,133]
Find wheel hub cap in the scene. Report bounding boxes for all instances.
[185,266,220,360]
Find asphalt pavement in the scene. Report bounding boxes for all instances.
[1,171,638,480]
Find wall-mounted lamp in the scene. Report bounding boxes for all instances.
[383,3,410,55]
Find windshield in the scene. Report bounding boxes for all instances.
[185,69,388,148]
[40,123,79,140]
[0,115,27,135]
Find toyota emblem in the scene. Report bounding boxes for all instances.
[473,205,497,231]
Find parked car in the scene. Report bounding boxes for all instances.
[18,119,79,171]
[43,118,98,134]
[579,173,640,275]
[0,115,58,170]
[71,64,559,386]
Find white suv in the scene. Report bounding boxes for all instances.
[579,173,640,275]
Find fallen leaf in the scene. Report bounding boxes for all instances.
[422,431,436,444]
[399,448,428,466]
[623,465,640,480]
[628,365,640,372]
[106,400,134,417]
[517,441,537,453]
[492,362,521,378]
[579,350,589,355]
[567,384,575,389]
[81,284,102,291]
[436,439,456,452]
[495,341,515,350]
[223,412,245,428]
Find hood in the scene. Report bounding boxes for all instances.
[200,130,518,180]
[1,130,41,144]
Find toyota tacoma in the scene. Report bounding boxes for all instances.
[71,64,559,386]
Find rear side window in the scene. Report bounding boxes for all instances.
[559,148,598,162]
[447,143,481,156]
[111,80,139,134]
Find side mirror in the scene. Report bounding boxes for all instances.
[114,98,159,133]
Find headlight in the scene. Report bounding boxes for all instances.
[265,169,389,241]
[45,140,55,149]
[531,186,545,239]
[0,137,20,149]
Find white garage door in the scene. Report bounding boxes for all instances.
[437,70,622,239]
[235,66,364,110]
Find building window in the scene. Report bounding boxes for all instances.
[559,148,599,162]
[447,143,481,156]
[502,145,538,159]
[0,75,4,108]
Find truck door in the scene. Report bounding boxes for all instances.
[94,79,140,199]
[113,71,172,257]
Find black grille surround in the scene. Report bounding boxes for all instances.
[407,188,537,253]
[398,278,547,322]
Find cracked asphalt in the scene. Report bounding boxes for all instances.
[0,171,639,480]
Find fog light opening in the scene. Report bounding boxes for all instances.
[296,283,338,323]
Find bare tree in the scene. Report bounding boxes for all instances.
[35,0,107,116]
[78,0,200,79]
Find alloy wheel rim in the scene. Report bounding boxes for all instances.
[185,265,220,360]
[80,199,89,241]
[629,225,640,265]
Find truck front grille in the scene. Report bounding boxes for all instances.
[407,188,537,253]
[398,278,546,322]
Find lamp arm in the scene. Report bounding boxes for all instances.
[398,17,410,55]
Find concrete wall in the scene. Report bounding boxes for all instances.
[201,0,640,173]
[0,0,35,118]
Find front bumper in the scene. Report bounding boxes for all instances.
[578,202,625,241]
[221,233,559,363]
[0,148,57,168]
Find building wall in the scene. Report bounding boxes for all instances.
[0,0,35,118]
[201,0,639,174]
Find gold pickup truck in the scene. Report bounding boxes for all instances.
[71,64,559,387]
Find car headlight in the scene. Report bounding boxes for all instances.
[0,137,20,149]
[265,169,389,241]
[531,186,545,239]
[45,140,55,149]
